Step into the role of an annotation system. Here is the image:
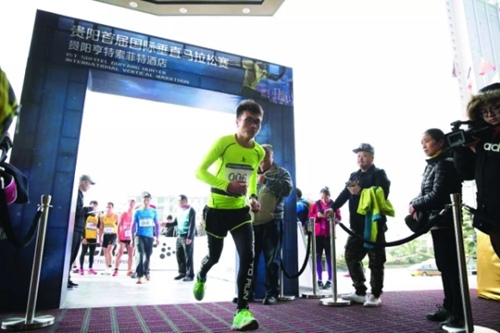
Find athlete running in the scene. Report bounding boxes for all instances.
[99,202,119,275]
[193,99,265,331]
[114,199,136,277]
[78,200,100,275]
[131,192,159,284]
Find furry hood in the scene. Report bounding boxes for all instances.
[467,83,500,124]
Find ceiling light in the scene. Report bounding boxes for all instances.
[94,0,286,16]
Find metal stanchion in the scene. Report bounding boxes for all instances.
[301,217,327,299]
[442,194,497,333]
[2,195,55,331]
[278,244,295,301]
[320,217,350,306]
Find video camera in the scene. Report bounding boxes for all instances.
[444,120,489,149]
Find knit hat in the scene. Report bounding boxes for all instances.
[467,83,500,123]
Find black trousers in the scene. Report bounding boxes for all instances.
[252,219,282,298]
[344,232,386,297]
[432,228,464,318]
[135,235,153,278]
[176,235,194,278]
[69,231,83,280]
[79,242,97,269]
[199,222,254,310]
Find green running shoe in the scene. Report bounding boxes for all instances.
[193,274,206,301]
[231,308,259,331]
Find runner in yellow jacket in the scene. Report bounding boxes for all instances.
[193,99,265,332]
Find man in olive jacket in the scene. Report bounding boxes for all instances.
[251,144,293,305]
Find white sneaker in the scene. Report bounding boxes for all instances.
[341,292,367,304]
[363,295,381,307]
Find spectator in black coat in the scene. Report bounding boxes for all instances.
[68,175,95,288]
[410,129,463,330]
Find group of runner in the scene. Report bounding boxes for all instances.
[73,198,138,278]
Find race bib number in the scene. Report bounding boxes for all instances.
[224,164,253,183]
[139,218,154,227]
[86,222,97,230]
[124,230,132,237]
[104,227,114,234]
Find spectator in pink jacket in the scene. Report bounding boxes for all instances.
[308,186,341,290]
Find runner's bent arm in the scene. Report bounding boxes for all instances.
[195,138,230,190]
[248,166,259,198]
[99,216,104,244]
[131,211,138,244]
[154,211,160,245]
[117,213,124,234]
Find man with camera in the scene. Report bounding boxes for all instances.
[328,143,391,307]
[452,83,500,259]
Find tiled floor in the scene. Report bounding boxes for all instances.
[63,232,479,309]
[63,269,236,309]
[63,267,477,309]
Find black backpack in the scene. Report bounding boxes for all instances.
[0,67,36,248]
[297,200,310,223]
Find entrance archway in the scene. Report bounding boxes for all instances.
[0,10,296,311]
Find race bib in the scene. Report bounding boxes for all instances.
[139,218,154,227]
[86,222,97,230]
[104,227,115,234]
[124,230,132,237]
[224,164,253,183]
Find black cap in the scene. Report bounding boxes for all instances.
[353,143,375,154]
[79,174,95,185]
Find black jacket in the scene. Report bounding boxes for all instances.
[74,190,85,233]
[454,87,500,223]
[74,190,92,233]
[411,152,462,228]
[332,164,390,234]
[454,127,500,222]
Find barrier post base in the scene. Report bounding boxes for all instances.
[278,295,295,301]
[320,297,350,307]
[301,293,328,299]
[442,325,498,333]
[2,315,55,331]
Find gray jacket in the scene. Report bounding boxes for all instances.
[253,163,293,225]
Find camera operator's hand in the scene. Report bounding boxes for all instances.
[463,137,480,152]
